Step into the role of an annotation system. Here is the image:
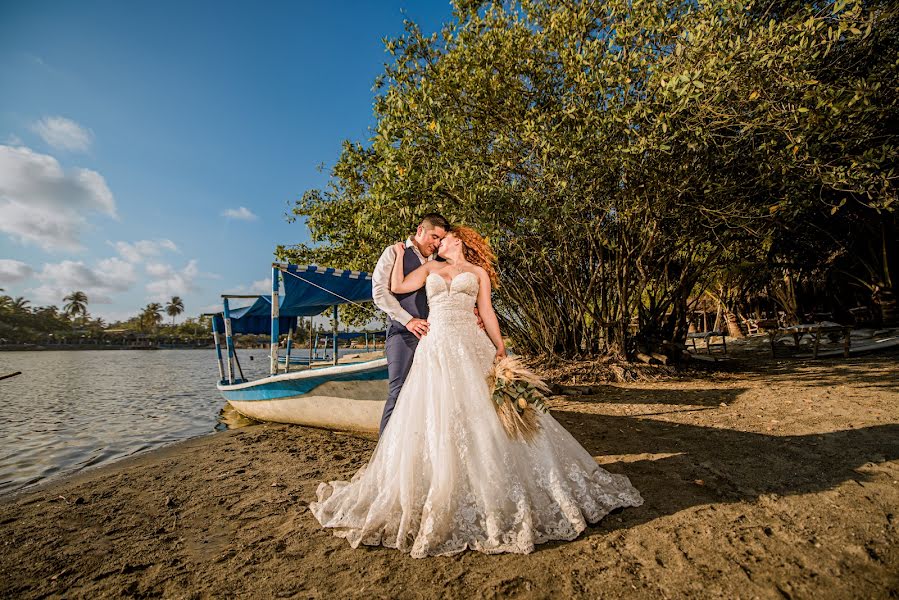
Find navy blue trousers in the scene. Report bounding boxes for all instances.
[379,329,419,435]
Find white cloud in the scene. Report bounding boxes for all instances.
[222,206,258,221]
[0,259,34,284]
[29,258,137,305]
[97,257,138,284]
[0,202,90,253]
[5,134,23,146]
[198,302,224,314]
[110,239,179,263]
[220,277,271,298]
[0,145,117,251]
[146,259,200,301]
[31,116,93,152]
[250,278,270,293]
[198,301,248,314]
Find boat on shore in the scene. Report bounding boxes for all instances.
[210,264,387,432]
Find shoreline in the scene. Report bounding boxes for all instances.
[0,429,233,503]
[0,345,383,352]
[0,345,214,351]
[2,355,897,598]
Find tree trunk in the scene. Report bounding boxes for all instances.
[725,312,744,338]
[874,287,897,327]
[773,271,799,325]
[713,302,723,332]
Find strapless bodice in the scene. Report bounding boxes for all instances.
[425,271,479,313]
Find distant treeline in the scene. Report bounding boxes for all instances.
[0,290,210,345]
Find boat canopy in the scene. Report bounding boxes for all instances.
[213,264,374,335]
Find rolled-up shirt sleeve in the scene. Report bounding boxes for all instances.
[372,246,413,326]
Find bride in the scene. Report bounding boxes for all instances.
[310,226,643,557]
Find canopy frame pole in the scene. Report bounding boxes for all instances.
[332,305,339,366]
[223,298,236,385]
[211,316,225,384]
[284,318,295,374]
[270,266,280,376]
[308,318,314,367]
[233,348,246,382]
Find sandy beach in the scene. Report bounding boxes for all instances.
[2,353,897,599]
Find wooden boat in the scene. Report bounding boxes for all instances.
[218,357,387,431]
[210,264,388,432]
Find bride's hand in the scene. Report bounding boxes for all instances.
[495,348,507,360]
[392,242,405,256]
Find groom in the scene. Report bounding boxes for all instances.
[372,213,450,435]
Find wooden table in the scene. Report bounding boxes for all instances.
[769,323,852,358]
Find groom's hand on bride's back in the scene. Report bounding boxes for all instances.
[406,317,430,339]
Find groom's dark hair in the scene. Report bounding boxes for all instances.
[418,213,450,232]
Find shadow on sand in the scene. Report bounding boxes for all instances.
[548,386,899,539]
[719,350,899,392]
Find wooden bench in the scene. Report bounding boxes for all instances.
[687,331,727,354]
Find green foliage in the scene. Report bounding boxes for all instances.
[492,377,547,414]
[0,293,72,342]
[284,0,898,356]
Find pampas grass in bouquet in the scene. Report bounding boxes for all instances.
[487,356,550,442]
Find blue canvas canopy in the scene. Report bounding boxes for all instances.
[280,264,373,316]
[213,264,374,335]
[212,296,288,335]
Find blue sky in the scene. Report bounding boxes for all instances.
[0,1,454,322]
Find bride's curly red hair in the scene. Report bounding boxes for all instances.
[451,226,498,287]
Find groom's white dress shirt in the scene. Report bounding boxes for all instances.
[372,238,427,327]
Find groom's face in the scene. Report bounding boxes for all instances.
[414,225,447,257]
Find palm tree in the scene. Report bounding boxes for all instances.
[165,296,184,327]
[141,303,163,332]
[11,297,30,313]
[63,291,89,322]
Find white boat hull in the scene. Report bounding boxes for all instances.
[217,358,388,432]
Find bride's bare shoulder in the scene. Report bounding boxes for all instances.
[469,265,489,281]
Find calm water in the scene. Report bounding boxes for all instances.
[0,348,327,496]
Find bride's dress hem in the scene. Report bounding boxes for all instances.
[311,477,642,558]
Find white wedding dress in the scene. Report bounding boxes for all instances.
[310,271,643,557]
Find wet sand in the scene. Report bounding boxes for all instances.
[2,353,897,598]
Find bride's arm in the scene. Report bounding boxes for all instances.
[474,268,506,358]
[389,243,433,293]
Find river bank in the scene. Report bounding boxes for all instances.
[2,353,897,598]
